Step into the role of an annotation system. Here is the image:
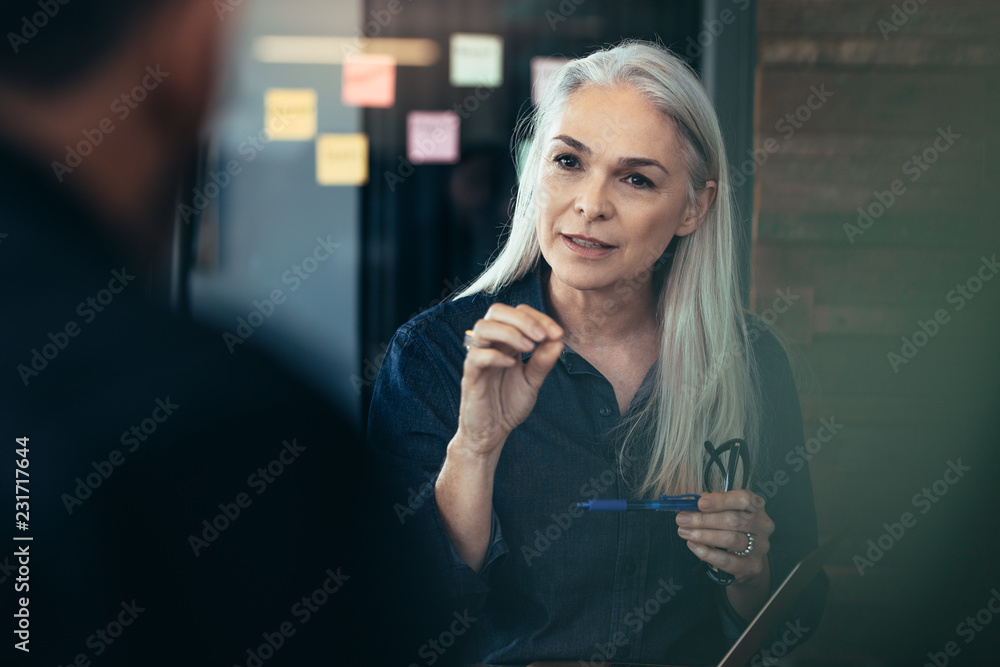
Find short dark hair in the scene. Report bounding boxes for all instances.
[0,0,171,89]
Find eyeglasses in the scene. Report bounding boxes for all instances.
[702,437,750,586]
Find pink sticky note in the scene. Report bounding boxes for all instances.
[342,54,396,108]
[407,111,461,165]
[531,56,570,105]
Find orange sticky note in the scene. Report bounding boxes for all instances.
[342,54,396,108]
[316,134,368,186]
[407,111,460,165]
[531,57,570,105]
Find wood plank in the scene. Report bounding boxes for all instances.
[757,69,996,134]
[755,148,982,188]
[791,331,1000,396]
[757,130,982,157]
[757,213,999,247]
[759,0,1000,38]
[756,180,997,215]
[761,35,1000,66]
[753,244,1000,304]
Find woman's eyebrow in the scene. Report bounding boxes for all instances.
[551,135,591,155]
[551,135,669,174]
[618,157,669,174]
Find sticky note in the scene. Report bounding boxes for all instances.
[531,57,570,105]
[264,88,317,140]
[450,33,503,87]
[407,111,461,165]
[342,54,396,108]
[316,134,368,186]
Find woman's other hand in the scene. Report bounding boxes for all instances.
[675,490,775,620]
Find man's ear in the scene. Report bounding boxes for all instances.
[676,180,718,237]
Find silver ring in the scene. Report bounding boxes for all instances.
[734,532,754,557]
[463,329,488,352]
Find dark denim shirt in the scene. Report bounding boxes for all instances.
[368,268,828,666]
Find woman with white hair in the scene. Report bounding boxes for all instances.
[369,40,827,665]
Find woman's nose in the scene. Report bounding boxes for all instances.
[575,176,614,221]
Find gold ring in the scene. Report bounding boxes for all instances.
[463,329,489,351]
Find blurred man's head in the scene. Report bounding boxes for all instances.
[0,0,229,260]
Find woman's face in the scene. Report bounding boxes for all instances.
[536,84,714,298]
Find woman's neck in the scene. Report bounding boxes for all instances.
[543,268,660,350]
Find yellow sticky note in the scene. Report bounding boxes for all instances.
[264,88,317,140]
[450,33,503,87]
[342,54,396,108]
[316,134,368,186]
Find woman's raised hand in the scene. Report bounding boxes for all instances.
[455,303,564,459]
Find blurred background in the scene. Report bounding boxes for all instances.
[174,0,1000,664]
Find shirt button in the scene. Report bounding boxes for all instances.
[599,406,612,417]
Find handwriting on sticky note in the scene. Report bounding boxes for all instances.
[450,33,503,87]
[342,54,396,108]
[407,111,460,165]
[531,57,570,105]
[316,134,368,186]
[264,88,317,140]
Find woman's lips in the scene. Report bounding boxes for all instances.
[561,234,616,258]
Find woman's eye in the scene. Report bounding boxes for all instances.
[554,154,579,169]
[625,173,653,189]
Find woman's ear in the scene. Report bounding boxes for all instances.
[677,180,718,236]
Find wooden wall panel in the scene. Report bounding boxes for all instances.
[755,1,999,664]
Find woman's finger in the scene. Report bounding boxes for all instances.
[698,490,764,513]
[677,526,770,556]
[685,540,767,580]
[463,347,518,373]
[482,303,563,342]
[468,319,538,356]
[523,339,564,390]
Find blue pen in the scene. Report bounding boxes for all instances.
[576,494,701,512]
